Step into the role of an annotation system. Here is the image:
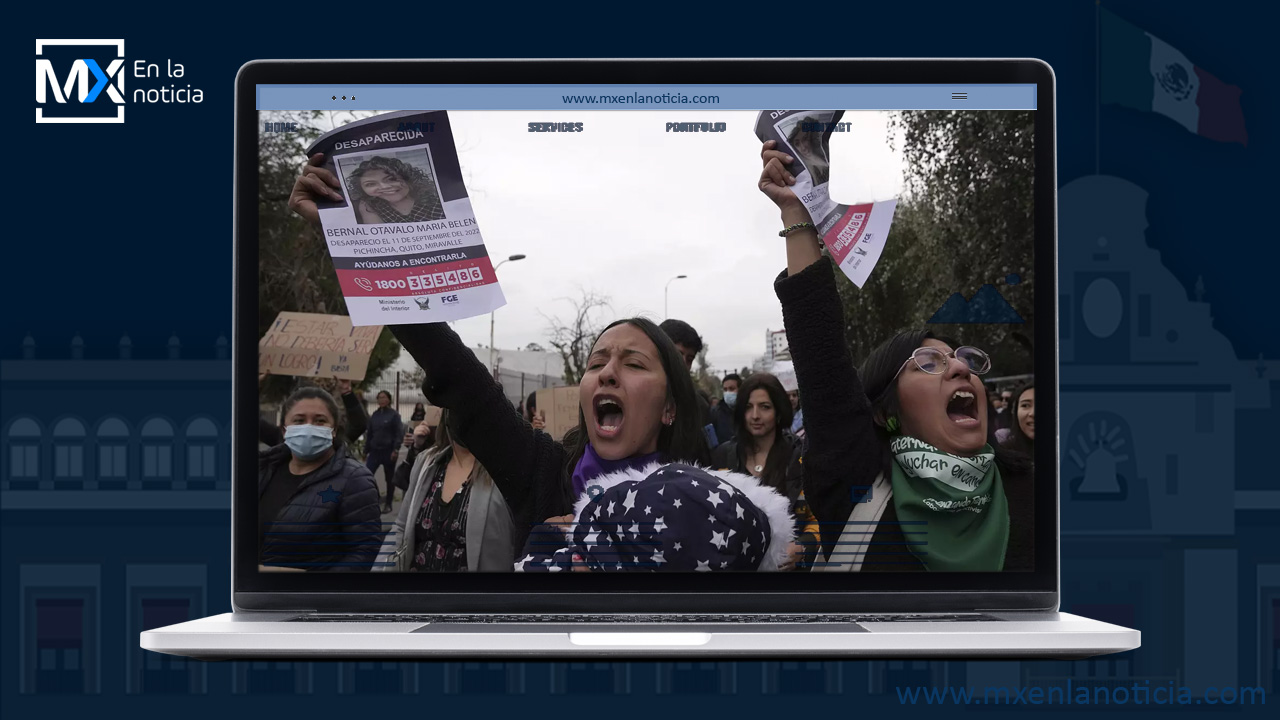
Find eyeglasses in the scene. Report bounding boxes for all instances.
[890,346,991,384]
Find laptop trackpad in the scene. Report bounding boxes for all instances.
[570,632,710,646]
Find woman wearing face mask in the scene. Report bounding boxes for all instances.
[345,156,445,225]
[1002,381,1035,457]
[377,410,516,571]
[710,373,818,569]
[258,387,383,571]
[757,139,1034,572]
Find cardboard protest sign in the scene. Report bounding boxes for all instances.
[535,386,580,444]
[755,110,897,287]
[305,111,505,326]
[259,311,380,381]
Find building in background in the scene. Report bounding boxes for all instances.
[766,329,790,362]
[3,334,229,700]
[367,344,566,419]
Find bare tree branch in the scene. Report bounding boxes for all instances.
[542,290,612,384]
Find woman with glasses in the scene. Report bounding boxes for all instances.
[756,139,1034,572]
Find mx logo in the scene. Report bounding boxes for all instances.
[36,39,126,123]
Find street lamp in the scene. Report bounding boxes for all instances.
[490,254,527,375]
[664,274,688,319]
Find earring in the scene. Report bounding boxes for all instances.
[662,414,674,426]
[885,416,900,434]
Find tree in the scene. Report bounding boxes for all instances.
[692,346,720,398]
[831,110,1035,377]
[544,290,612,384]
[257,110,401,402]
[403,366,426,393]
[524,342,546,352]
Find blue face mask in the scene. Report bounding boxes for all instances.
[722,391,738,408]
[283,424,334,461]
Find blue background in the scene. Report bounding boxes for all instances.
[5,0,1276,716]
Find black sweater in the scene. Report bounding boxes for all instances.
[389,323,574,553]
[774,259,1034,572]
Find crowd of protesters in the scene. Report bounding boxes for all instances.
[257,141,1036,574]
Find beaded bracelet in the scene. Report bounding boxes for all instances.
[779,222,816,238]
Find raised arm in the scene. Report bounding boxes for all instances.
[388,323,570,522]
[759,140,883,561]
[289,156,572,532]
[337,379,368,443]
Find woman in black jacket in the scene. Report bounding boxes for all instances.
[757,139,1034,572]
[258,387,383,571]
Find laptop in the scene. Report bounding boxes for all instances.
[141,58,1139,658]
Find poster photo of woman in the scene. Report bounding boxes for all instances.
[336,148,447,224]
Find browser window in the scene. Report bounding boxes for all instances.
[254,84,1037,574]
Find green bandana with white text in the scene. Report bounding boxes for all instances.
[889,436,1009,571]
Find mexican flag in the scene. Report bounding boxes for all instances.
[1101,7,1247,146]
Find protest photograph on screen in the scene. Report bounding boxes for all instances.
[256,106,1036,575]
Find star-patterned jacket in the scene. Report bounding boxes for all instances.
[516,463,796,572]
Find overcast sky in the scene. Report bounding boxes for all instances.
[433,110,906,375]
[272,109,907,376]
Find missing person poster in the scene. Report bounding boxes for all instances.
[259,311,380,380]
[305,111,505,326]
[755,110,898,288]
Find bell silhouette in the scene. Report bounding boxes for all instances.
[1078,442,1122,494]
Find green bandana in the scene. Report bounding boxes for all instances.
[889,436,1009,571]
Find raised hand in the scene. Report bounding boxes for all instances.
[287,153,344,229]
[758,140,806,213]
[759,140,822,274]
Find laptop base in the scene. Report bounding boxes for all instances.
[142,611,1138,659]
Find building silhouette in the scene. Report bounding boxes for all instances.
[958,175,1280,698]
[4,180,1277,707]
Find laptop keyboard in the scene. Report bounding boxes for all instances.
[292,613,996,623]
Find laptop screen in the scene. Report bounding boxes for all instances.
[251,79,1041,577]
